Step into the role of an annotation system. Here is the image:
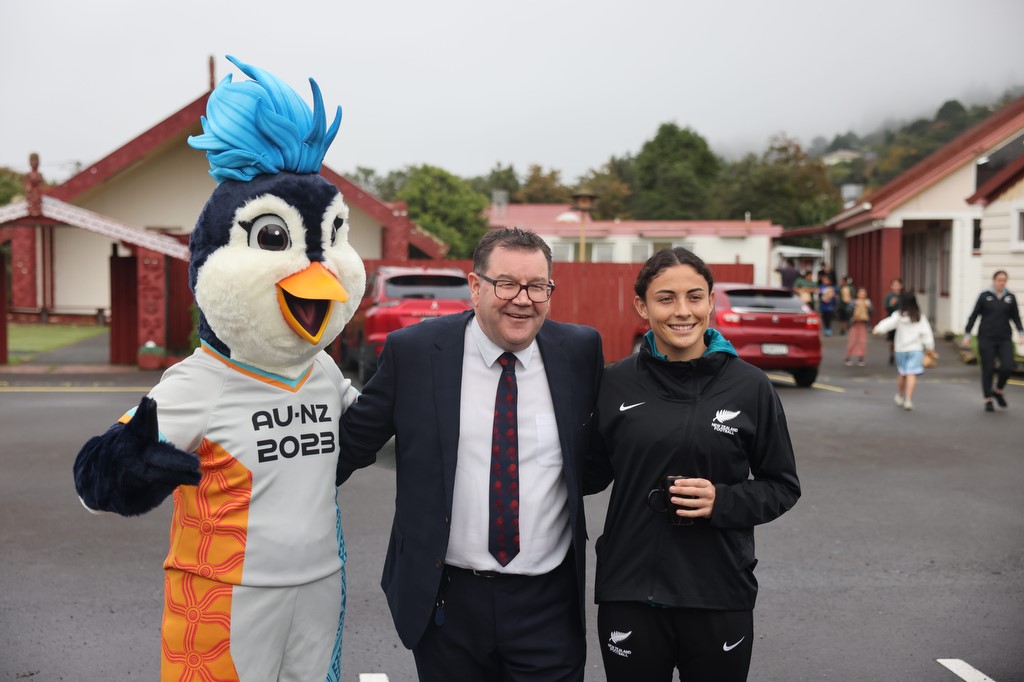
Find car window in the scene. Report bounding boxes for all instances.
[723,289,805,312]
[385,275,471,301]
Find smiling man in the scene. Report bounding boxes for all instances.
[337,227,604,681]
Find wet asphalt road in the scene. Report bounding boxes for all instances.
[1,331,1022,681]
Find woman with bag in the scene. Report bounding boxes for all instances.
[872,292,934,411]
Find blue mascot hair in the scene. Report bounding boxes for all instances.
[188,55,342,183]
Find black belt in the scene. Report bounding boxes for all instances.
[446,565,520,580]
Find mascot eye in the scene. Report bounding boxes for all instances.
[247,214,291,251]
[331,216,345,246]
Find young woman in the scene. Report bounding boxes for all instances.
[963,270,1023,412]
[584,247,801,682]
[844,287,873,366]
[872,291,934,411]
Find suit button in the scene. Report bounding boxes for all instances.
[435,560,443,569]
[443,516,449,525]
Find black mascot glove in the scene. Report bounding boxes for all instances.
[73,396,201,516]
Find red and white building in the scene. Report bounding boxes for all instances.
[486,203,783,285]
[810,94,1024,334]
[0,66,445,365]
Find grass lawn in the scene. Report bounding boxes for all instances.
[6,323,108,364]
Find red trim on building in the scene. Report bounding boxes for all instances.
[966,153,1024,206]
[830,94,1024,231]
[49,93,212,202]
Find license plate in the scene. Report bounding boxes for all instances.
[761,343,789,355]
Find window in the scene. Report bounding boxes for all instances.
[630,243,649,262]
[550,242,576,263]
[591,243,615,262]
[972,218,982,253]
[1013,208,1024,252]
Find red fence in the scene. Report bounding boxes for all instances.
[362,259,753,362]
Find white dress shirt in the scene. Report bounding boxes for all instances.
[445,317,571,574]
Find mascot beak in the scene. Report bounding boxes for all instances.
[277,262,349,344]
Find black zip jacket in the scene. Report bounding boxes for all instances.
[585,338,800,611]
[964,288,1023,340]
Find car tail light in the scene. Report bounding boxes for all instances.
[805,313,820,327]
[717,310,741,325]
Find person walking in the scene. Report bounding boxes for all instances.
[585,247,801,682]
[872,291,934,411]
[844,287,873,366]
[962,270,1023,412]
[336,227,604,681]
[882,277,903,365]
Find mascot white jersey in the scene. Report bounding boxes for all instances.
[73,56,365,681]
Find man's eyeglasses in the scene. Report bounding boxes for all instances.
[477,273,555,302]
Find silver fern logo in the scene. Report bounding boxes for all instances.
[712,409,741,435]
[607,630,633,658]
[714,409,741,423]
[609,630,632,644]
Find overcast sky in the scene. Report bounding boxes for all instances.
[3,0,1023,187]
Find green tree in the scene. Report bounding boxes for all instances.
[0,167,25,205]
[514,165,571,204]
[469,163,521,203]
[342,166,409,201]
[576,162,632,220]
[395,165,489,258]
[714,135,840,228]
[632,123,721,219]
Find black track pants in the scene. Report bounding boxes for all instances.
[978,336,1015,398]
[597,601,753,682]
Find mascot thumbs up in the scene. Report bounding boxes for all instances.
[73,55,365,681]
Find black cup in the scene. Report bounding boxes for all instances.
[647,474,694,526]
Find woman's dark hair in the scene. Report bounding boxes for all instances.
[899,291,921,323]
[634,247,713,299]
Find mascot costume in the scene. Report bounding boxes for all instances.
[73,56,365,681]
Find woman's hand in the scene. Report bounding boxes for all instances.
[668,477,715,520]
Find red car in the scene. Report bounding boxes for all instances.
[712,283,822,387]
[630,283,821,387]
[342,266,471,383]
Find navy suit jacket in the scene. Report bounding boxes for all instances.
[337,310,604,650]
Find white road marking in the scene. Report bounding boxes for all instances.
[937,659,997,681]
[359,675,390,682]
[764,373,845,392]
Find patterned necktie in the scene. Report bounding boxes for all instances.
[489,351,520,566]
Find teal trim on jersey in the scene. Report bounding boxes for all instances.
[200,341,308,389]
[643,328,737,361]
[327,502,347,682]
[122,406,169,443]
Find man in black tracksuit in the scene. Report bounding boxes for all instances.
[963,270,1023,411]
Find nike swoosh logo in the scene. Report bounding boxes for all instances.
[619,402,645,412]
[723,637,745,652]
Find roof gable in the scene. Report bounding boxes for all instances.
[0,196,189,259]
[32,85,448,260]
[967,153,1024,206]
[829,94,1024,229]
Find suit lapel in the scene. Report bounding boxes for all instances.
[431,312,470,510]
[537,323,577,484]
